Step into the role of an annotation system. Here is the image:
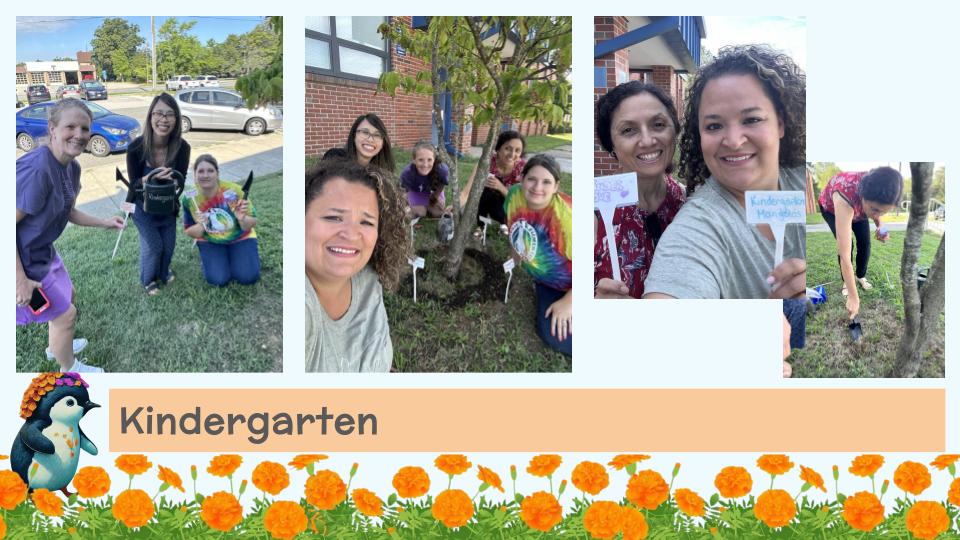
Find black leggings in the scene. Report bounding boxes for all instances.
[477,187,506,225]
[819,205,870,279]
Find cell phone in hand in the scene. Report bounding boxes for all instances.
[29,287,50,315]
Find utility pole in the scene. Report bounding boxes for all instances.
[151,16,157,91]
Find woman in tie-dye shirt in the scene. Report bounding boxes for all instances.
[181,154,261,286]
[504,154,572,356]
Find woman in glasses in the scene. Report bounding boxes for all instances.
[345,113,395,173]
[593,81,686,299]
[125,93,191,295]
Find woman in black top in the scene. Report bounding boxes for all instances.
[125,93,191,294]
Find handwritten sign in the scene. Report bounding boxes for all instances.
[479,215,494,246]
[121,202,136,214]
[408,257,425,303]
[503,258,515,303]
[744,190,805,267]
[594,172,639,281]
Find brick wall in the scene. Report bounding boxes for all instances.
[594,16,629,177]
[304,17,434,159]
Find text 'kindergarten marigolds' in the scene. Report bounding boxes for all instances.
[119,406,378,444]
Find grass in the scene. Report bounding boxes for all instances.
[523,133,572,154]
[306,150,573,372]
[807,210,921,225]
[16,173,284,372]
[791,229,944,378]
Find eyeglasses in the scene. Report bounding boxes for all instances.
[643,212,663,247]
[151,111,177,120]
[356,128,383,141]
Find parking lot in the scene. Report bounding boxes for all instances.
[15,83,279,170]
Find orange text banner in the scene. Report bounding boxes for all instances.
[109,388,945,452]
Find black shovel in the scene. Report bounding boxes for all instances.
[848,315,863,343]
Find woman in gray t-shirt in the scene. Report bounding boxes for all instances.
[304,158,408,372]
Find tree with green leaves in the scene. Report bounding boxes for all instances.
[891,162,945,377]
[235,17,283,108]
[156,18,204,78]
[91,18,144,80]
[379,16,572,278]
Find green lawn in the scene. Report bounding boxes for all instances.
[791,230,944,378]
[306,150,573,372]
[523,133,572,154]
[16,173,284,372]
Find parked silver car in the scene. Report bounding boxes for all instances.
[175,89,281,136]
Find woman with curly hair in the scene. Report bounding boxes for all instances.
[593,81,685,299]
[304,159,408,372]
[644,44,806,300]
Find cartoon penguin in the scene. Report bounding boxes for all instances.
[11,372,99,495]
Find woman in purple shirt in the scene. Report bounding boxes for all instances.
[16,99,125,372]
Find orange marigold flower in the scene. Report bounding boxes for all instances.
[305,470,346,510]
[757,454,794,476]
[674,488,706,517]
[352,488,383,517]
[520,491,563,532]
[431,489,474,528]
[849,454,884,477]
[842,491,885,532]
[0,471,28,510]
[31,488,63,517]
[288,454,327,470]
[112,489,155,528]
[714,466,752,499]
[477,465,504,492]
[800,465,827,492]
[0,456,6,460]
[393,466,430,498]
[263,500,308,540]
[434,454,472,476]
[930,454,960,471]
[905,501,950,540]
[115,454,152,476]
[894,461,932,496]
[527,454,562,477]
[948,478,960,507]
[572,461,610,496]
[625,470,668,510]
[754,489,796,528]
[582,501,623,539]
[252,461,290,496]
[608,454,651,471]
[621,506,649,540]
[207,454,243,478]
[73,466,111,498]
[157,465,185,493]
[200,491,243,532]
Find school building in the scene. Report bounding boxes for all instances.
[16,52,98,91]
[305,16,547,160]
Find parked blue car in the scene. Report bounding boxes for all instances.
[16,100,140,157]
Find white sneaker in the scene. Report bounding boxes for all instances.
[46,338,88,360]
[66,358,104,373]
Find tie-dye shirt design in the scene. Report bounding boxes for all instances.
[181,180,257,244]
[504,184,572,291]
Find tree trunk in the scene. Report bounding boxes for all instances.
[891,162,945,377]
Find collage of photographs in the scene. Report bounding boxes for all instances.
[15,16,944,380]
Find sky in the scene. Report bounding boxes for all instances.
[16,16,266,63]
[703,16,807,70]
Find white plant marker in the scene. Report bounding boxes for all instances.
[503,258,515,303]
[111,202,136,259]
[408,256,425,302]
[479,215,493,246]
[594,172,639,281]
[409,216,420,249]
[744,190,806,268]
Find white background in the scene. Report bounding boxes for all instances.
[4,3,955,509]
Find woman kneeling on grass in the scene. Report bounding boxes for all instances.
[505,154,572,356]
[305,159,408,372]
[181,154,261,286]
[16,99,125,373]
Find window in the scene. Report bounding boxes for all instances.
[178,92,192,103]
[213,92,241,107]
[16,73,27,85]
[23,104,51,119]
[29,72,44,84]
[48,72,62,83]
[305,16,389,82]
[192,91,211,105]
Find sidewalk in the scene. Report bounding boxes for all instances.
[807,220,945,235]
[76,134,283,218]
[465,144,572,173]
